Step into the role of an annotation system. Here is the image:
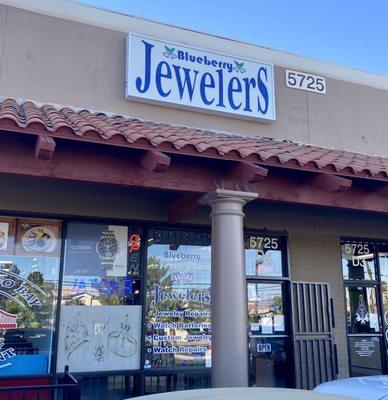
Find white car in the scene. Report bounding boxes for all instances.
[314,376,388,400]
[131,387,359,399]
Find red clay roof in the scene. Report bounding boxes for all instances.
[0,98,387,180]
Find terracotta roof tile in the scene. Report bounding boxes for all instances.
[0,98,387,179]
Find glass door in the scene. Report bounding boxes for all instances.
[345,284,383,376]
[247,281,291,387]
[245,232,293,388]
[377,243,388,372]
[341,239,386,377]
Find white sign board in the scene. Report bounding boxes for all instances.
[57,305,142,373]
[126,34,276,121]
[257,343,271,353]
[285,69,326,94]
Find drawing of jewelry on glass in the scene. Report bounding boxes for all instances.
[108,314,138,358]
[171,272,194,286]
[64,314,89,360]
[355,295,370,325]
[92,318,111,363]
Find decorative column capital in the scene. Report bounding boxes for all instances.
[198,189,258,207]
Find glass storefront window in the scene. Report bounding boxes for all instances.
[378,244,388,283]
[57,222,143,374]
[341,241,376,281]
[377,244,388,364]
[245,235,287,277]
[0,217,61,376]
[145,229,211,369]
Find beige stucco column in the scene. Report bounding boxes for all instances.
[199,189,258,388]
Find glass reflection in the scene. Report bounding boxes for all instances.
[0,217,61,376]
[145,229,211,369]
[247,283,284,335]
[245,235,286,277]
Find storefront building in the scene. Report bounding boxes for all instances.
[0,1,387,398]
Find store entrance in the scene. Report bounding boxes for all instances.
[341,239,388,377]
[244,231,293,388]
[247,281,293,387]
[345,284,383,376]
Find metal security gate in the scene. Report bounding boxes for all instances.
[291,282,337,389]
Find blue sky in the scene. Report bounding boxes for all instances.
[79,0,388,76]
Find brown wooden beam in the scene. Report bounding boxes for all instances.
[138,150,170,172]
[35,135,56,160]
[376,185,388,197]
[168,194,202,224]
[2,123,387,183]
[229,162,268,183]
[307,173,352,193]
[0,133,387,213]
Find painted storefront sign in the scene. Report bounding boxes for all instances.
[56,305,142,372]
[145,244,211,368]
[126,34,275,121]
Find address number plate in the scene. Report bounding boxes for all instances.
[285,69,326,94]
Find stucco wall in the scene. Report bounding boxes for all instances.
[0,5,388,156]
[289,233,348,379]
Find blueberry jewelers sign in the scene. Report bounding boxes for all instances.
[145,243,212,368]
[126,34,276,121]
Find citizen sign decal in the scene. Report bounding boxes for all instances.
[126,34,276,121]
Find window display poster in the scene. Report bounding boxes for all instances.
[0,223,9,252]
[56,305,142,372]
[64,223,128,277]
[145,243,211,368]
[274,315,285,332]
[15,218,61,257]
[261,317,273,334]
[0,217,16,255]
